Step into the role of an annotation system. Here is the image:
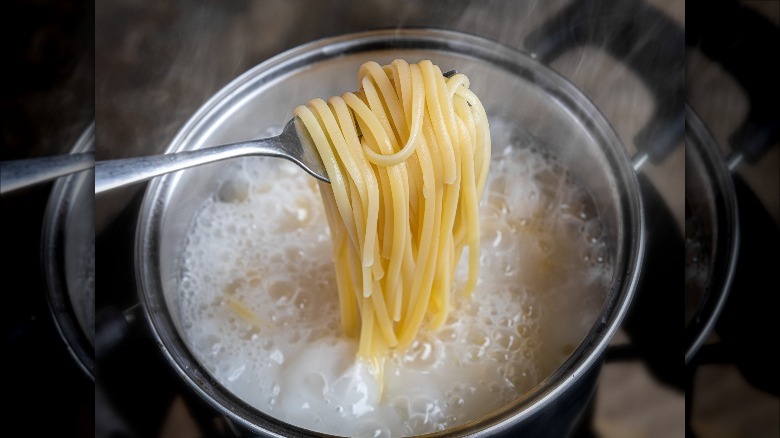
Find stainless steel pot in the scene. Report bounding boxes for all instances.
[684,106,739,365]
[42,123,96,380]
[135,29,644,436]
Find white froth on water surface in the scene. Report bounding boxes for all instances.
[178,120,612,437]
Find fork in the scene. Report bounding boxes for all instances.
[95,117,328,194]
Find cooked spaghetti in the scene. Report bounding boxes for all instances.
[294,60,490,368]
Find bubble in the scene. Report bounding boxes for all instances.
[406,414,431,435]
[269,349,285,365]
[355,420,390,438]
[268,279,295,302]
[390,396,410,421]
[227,364,246,382]
[446,395,464,409]
[402,337,442,370]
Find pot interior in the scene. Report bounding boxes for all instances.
[137,29,643,436]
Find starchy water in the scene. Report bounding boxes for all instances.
[177,120,612,437]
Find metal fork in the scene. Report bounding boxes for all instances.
[95,117,328,194]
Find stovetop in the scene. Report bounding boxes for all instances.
[3,0,778,437]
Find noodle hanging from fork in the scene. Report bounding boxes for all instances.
[294,60,491,370]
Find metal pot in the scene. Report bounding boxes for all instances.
[42,123,96,380]
[135,29,644,436]
[684,106,740,364]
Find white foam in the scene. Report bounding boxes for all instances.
[177,120,612,436]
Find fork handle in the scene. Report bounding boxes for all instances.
[0,152,95,194]
[95,139,285,194]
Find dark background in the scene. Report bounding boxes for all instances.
[1,0,94,436]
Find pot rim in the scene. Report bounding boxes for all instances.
[684,104,740,365]
[41,121,96,381]
[135,28,645,437]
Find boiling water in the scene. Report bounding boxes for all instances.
[177,121,612,437]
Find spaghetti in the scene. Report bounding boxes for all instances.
[294,60,490,369]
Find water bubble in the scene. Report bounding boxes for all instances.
[269,349,285,365]
[268,279,294,302]
[227,364,246,382]
[406,414,430,435]
[446,395,464,409]
[402,337,441,369]
[391,396,410,420]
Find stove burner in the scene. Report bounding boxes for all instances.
[525,0,685,165]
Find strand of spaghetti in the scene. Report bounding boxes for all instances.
[370,279,398,347]
[446,73,470,97]
[397,121,435,323]
[343,92,409,298]
[428,107,463,318]
[402,111,439,318]
[397,182,441,348]
[346,222,364,313]
[360,61,425,166]
[429,235,454,329]
[358,296,375,360]
[351,179,373,296]
[404,63,426,207]
[362,76,398,150]
[336,228,359,336]
[294,105,358,248]
[393,62,423,231]
[347,91,398,262]
[321,185,358,335]
[359,62,406,144]
[391,60,412,123]
[457,87,491,198]
[435,64,461,179]
[310,99,374,296]
[420,60,456,184]
[371,139,394,261]
[330,96,380,269]
[311,100,373,296]
[451,103,475,229]
[398,115,444,347]
[454,111,480,296]
[398,218,417,318]
[450,94,474,244]
[368,315,388,394]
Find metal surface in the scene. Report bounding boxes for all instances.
[0,152,94,194]
[95,118,328,193]
[42,123,96,380]
[684,106,739,365]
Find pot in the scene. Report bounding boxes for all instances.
[684,106,740,365]
[42,123,96,380]
[135,29,644,436]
